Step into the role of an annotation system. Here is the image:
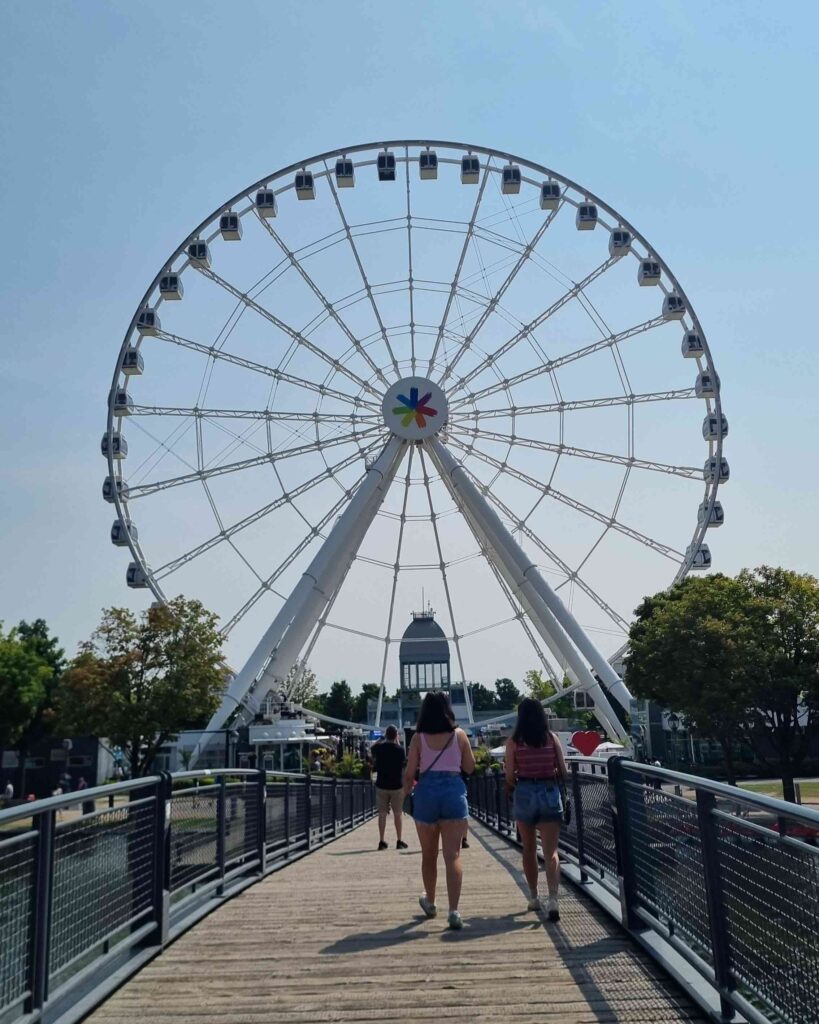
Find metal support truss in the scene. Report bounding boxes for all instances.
[425,438,632,742]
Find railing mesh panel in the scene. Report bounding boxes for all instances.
[716,814,819,1024]
[264,783,287,848]
[624,778,711,959]
[224,782,257,865]
[170,786,218,894]
[50,799,156,976]
[0,831,35,1012]
[577,772,616,877]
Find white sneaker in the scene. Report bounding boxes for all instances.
[447,910,464,930]
[527,893,540,911]
[545,895,560,921]
[419,894,437,918]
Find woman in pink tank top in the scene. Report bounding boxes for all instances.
[504,698,567,921]
[403,692,475,930]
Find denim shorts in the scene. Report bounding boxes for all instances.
[412,772,468,824]
[512,779,563,825]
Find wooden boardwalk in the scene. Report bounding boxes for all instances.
[86,819,706,1024]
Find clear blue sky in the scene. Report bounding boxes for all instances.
[1,0,817,690]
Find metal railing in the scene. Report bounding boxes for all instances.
[0,770,374,1024]
[468,758,819,1024]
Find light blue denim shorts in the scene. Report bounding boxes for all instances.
[512,779,563,825]
[412,771,468,824]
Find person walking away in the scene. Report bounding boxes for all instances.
[372,726,408,850]
[77,776,95,816]
[505,698,567,921]
[404,692,475,930]
[3,780,13,804]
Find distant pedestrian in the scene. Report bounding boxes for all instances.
[404,692,475,931]
[505,698,567,921]
[3,780,13,803]
[113,764,124,782]
[77,776,95,815]
[651,759,662,790]
[372,726,408,850]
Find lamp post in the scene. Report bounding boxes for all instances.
[667,713,680,768]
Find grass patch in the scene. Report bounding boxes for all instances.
[739,780,819,801]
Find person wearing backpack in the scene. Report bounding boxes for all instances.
[403,691,475,930]
[505,698,567,921]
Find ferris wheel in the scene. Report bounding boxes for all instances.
[103,140,727,743]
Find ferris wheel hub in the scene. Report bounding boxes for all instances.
[381,376,448,441]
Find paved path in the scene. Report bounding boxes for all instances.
[86,819,705,1023]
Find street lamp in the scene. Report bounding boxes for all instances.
[667,713,680,767]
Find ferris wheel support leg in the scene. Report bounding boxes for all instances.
[426,439,630,743]
[197,437,406,749]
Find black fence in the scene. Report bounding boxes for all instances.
[0,770,374,1024]
[468,758,819,1024]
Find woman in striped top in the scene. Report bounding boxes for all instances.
[504,698,567,920]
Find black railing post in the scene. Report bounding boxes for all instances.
[256,770,267,873]
[332,777,338,837]
[494,771,502,830]
[284,777,291,849]
[697,789,736,1021]
[571,761,588,884]
[27,807,55,1013]
[348,779,354,829]
[610,757,639,929]
[148,772,172,948]
[318,778,324,839]
[216,774,226,895]
[305,774,312,851]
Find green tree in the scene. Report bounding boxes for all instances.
[57,597,227,776]
[0,626,52,749]
[285,662,318,705]
[323,680,354,721]
[353,683,381,722]
[470,682,497,712]
[523,668,556,701]
[494,677,522,709]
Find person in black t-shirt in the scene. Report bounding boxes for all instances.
[372,726,408,850]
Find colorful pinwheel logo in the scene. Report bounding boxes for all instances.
[392,387,438,429]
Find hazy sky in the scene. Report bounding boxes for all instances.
[1,0,817,697]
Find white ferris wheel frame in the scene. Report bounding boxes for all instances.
[104,140,725,749]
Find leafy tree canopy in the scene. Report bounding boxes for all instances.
[57,597,227,776]
[0,625,54,748]
[470,682,497,712]
[323,679,354,722]
[494,677,522,709]
[353,683,381,723]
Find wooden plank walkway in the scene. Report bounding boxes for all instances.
[86,819,706,1023]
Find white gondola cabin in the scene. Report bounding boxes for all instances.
[255,190,278,217]
[377,151,396,181]
[295,170,315,200]
[461,154,480,184]
[539,180,560,209]
[121,347,144,376]
[187,240,211,267]
[576,203,598,230]
[686,543,712,569]
[136,308,160,335]
[419,149,438,180]
[702,412,729,440]
[113,388,133,415]
[697,500,725,528]
[681,331,704,358]
[159,272,183,300]
[335,158,355,188]
[111,519,138,546]
[695,371,719,397]
[126,562,151,589]
[703,457,730,484]
[219,212,242,240]
[102,476,128,503]
[638,259,661,286]
[608,228,632,257]
[501,163,521,195]
[100,431,128,460]
[662,293,686,320]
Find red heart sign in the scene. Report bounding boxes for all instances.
[571,730,602,756]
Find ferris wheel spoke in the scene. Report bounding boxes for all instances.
[446,256,617,401]
[438,204,562,387]
[220,486,357,637]
[405,147,418,374]
[152,329,380,410]
[126,427,380,502]
[152,442,378,581]
[449,424,701,480]
[323,162,400,376]
[425,162,492,376]
[194,265,380,400]
[449,315,666,410]
[373,447,415,725]
[418,448,474,723]
[451,387,696,421]
[446,436,684,561]
[254,214,391,388]
[130,403,379,425]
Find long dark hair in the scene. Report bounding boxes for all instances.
[415,691,456,734]
[512,697,550,747]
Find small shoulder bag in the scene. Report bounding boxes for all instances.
[403,732,456,818]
